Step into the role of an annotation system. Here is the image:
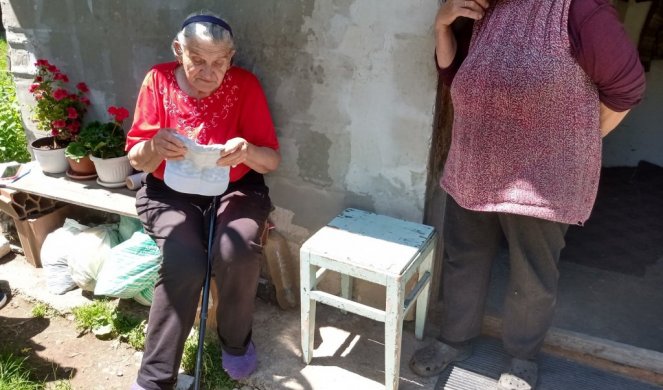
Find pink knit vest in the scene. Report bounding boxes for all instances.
[441,0,600,225]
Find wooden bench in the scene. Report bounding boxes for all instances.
[1,162,137,266]
[5,161,137,218]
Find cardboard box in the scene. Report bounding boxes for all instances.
[13,204,74,268]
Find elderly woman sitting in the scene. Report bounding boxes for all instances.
[127,12,280,390]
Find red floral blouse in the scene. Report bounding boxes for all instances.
[125,62,279,182]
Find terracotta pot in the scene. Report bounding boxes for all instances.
[30,137,68,174]
[66,155,97,178]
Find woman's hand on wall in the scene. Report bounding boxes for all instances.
[435,0,489,68]
[436,0,488,29]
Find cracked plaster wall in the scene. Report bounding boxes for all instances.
[2,0,439,249]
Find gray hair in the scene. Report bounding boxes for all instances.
[172,11,235,58]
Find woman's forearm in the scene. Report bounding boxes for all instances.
[435,24,457,69]
[434,0,487,68]
[244,145,281,174]
[127,140,164,173]
[600,103,630,138]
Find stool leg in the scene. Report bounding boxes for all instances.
[385,277,405,390]
[415,244,435,340]
[301,256,317,364]
[340,274,353,314]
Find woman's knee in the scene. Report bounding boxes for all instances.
[161,241,207,284]
[215,228,262,265]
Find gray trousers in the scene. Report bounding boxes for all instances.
[439,195,568,359]
[135,172,271,390]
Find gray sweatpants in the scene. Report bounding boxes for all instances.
[439,195,568,360]
[135,172,271,390]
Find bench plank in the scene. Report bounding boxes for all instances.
[6,162,137,217]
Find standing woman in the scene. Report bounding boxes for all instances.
[126,11,280,390]
[410,1,645,389]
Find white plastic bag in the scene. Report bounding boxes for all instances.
[41,218,89,295]
[94,231,162,304]
[67,224,119,291]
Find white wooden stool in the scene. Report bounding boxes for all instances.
[300,208,437,390]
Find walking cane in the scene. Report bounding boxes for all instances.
[194,195,218,390]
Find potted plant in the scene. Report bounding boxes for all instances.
[29,59,90,173]
[84,106,133,186]
[64,139,96,179]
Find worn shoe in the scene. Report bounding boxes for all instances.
[0,291,7,310]
[497,358,538,390]
[222,341,257,380]
[409,339,472,377]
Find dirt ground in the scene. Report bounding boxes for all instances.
[0,293,143,390]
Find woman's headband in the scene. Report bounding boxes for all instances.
[181,15,233,37]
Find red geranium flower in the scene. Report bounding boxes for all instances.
[108,106,130,122]
[53,73,69,83]
[52,88,68,101]
[67,107,78,119]
[52,120,66,129]
[76,82,89,93]
[30,59,90,144]
[68,120,81,133]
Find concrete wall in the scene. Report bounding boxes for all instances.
[1,0,438,229]
[1,1,439,304]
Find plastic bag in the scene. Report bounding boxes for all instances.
[118,215,144,242]
[41,218,88,294]
[133,285,155,306]
[94,231,162,303]
[67,224,119,291]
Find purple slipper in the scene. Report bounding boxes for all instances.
[222,342,257,380]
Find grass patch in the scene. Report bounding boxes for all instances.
[116,318,146,351]
[71,300,146,350]
[71,300,115,332]
[30,303,58,319]
[0,352,42,390]
[46,364,73,390]
[50,379,73,390]
[0,351,73,390]
[0,37,30,164]
[181,330,238,390]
